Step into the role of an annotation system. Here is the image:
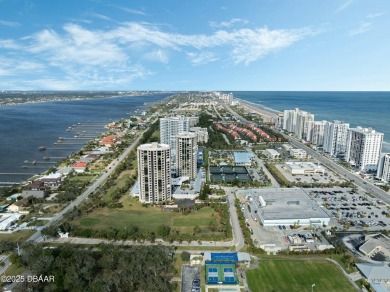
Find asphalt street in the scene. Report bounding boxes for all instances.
[27,131,146,243]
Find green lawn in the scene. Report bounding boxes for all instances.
[75,196,221,235]
[0,230,35,242]
[246,260,355,292]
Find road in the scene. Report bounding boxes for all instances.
[222,102,390,204]
[224,187,245,251]
[27,132,146,243]
[285,136,390,204]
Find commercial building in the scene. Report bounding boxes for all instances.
[307,121,327,145]
[359,234,390,260]
[285,162,325,175]
[190,127,209,143]
[356,263,390,290]
[377,153,390,182]
[137,142,171,203]
[176,132,198,179]
[265,149,281,160]
[346,127,384,171]
[323,121,350,157]
[289,149,309,159]
[246,188,330,227]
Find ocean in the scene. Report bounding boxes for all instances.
[231,91,390,152]
[0,93,171,185]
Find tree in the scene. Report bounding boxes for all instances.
[208,220,217,232]
[181,251,190,262]
[157,225,171,237]
[193,225,201,235]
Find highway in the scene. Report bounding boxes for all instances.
[27,132,145,243]
[222,101,390,204]
[285,136,390,204]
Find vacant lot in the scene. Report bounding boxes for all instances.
[74,196,221,236]
[246,260,354,292]
[0,230,35,242]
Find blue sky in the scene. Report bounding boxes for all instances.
[0,0,389,90]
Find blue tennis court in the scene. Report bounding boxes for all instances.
[224,276,235,283]
[210,253,238,261]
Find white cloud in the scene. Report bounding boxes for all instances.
[144,49,169,64]
[0,39,21,49]
[209,18,249,28]
[367,13,384,18]
[335,0,354,13]
[1,21,316,88]
[87,12,112,21]
[0,19,21,27]
[349,22,372,37]
[186,51,219,66]
[112,5,146,15]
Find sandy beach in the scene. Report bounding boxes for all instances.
[235,98,281,122]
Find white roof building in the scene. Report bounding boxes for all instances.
[356,263,390,284]
[285,162,325,175]
[245,188,330,227]
[265,149,280,160]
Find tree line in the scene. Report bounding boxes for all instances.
[10,243,175,292]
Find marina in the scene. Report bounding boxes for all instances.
[0,92,170,185]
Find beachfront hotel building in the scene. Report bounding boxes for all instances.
[377,153,390,182]
[307,121,327,146]
[176,132,198,179]
[137,142,171,203]
[283,108,314,141]
[346,127,384,172]
[323,121,350,157]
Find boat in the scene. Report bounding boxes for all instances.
[24,160,29,163]
[32,160,37,165]
[44,156,49,160]
[38,146,46,151]
[21,165,27,169]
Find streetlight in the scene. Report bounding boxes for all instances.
[311,283,315,292]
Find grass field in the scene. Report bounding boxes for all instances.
[246,260,354,292]
[0,230,35,242]
[75,196,221,235]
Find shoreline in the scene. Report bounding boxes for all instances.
[0,95,172,187]
[235,98,281,120]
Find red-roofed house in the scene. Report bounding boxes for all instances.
[71,161,87,173]
[99,136,119,147]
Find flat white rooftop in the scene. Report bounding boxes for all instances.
[244,188,330,222]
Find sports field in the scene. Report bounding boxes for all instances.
[206,263,237,285]
[246,260,354,292]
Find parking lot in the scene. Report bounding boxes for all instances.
[308,187,390,230]
[181,265,200,292]
[236,186,390,252]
